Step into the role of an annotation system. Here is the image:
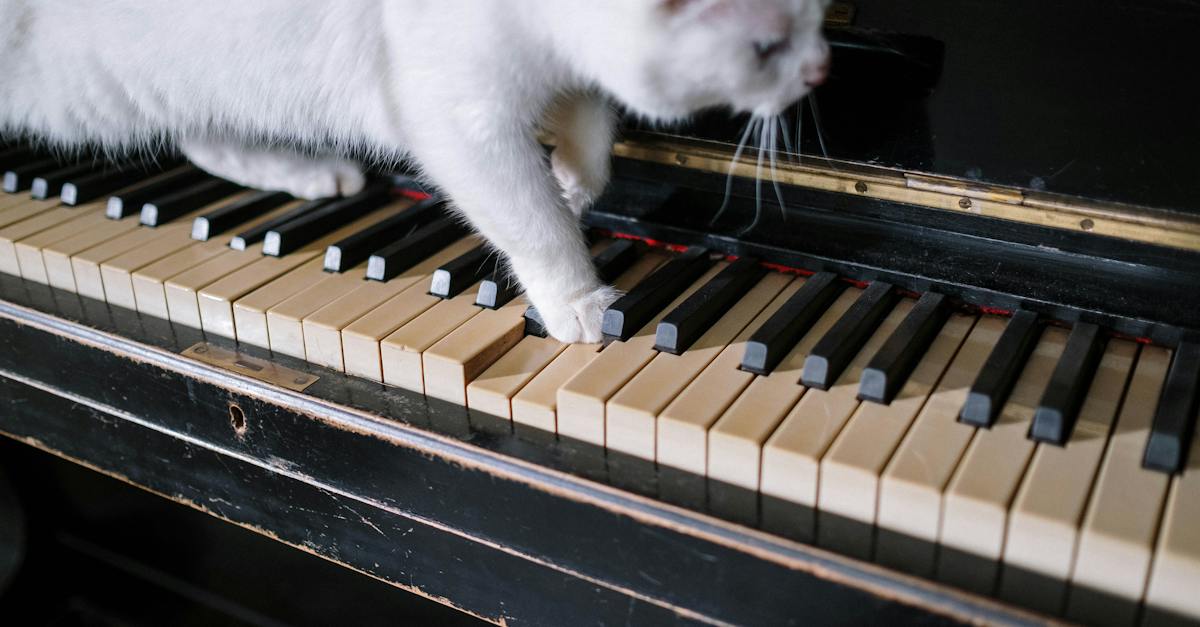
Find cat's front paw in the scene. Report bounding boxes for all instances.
[535,284,622,344]
[286,159,367,199]
[551,148,606,218]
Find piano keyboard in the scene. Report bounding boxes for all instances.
[2,153,1199,624]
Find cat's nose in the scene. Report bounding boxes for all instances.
[804,60,829,86]
[803,54,831,86]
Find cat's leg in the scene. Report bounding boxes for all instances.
[180,138,367,199]
[409,120,615,343]
[546,93,617,217]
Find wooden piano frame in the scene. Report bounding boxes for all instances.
[0,270,1048,625]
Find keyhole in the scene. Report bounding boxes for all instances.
[228,403,247,435]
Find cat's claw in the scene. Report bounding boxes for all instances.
[536,284,622,344]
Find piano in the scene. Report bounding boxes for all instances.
[0,0,1198,624]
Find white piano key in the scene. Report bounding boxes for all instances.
[939,327,1068,562]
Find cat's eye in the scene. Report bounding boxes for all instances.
[753,37,790,63]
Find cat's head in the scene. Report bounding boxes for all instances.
[581,0,832,120]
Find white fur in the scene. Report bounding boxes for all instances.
[0,0,830,343]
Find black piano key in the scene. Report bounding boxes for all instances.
[476,270,521,309]
[430,244,491,298]
[524,306,549,337]
[521,241,640,335]
[655,257,766,355]
[60,159,181,206]
[140,178,242,226]
[0,147,35,171]
[592,239,639,283]
[741,271,842,375]
[858,291,950,405]
[106,167,208,219]
[801,281,899,390]
[263,184,393,257]
[1028,322,1108,445]
[601,246,710,341]
[1142,341,1200,474]
[30,162,95,200]
[62,167,141,206]
[191,191,292,241]
[3,157,60,193]
[229,198,330,251]
[322,195,444,272]
[366,217,471,282]
[959,309,1042,428]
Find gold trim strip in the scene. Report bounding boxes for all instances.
[611,138,1200,253]
[182,342,318,392]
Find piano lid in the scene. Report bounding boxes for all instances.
[622,0,1200,218]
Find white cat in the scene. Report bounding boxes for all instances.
[0,0,831,343]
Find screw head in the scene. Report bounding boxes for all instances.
[1080,218,1095,231]
[854,181,868,193]
[958,197,973,209]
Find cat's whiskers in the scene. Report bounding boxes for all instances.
[808,94,841,173]
[778,112,795,164]
[754,117,766,229]
[733,117,767,237]
[768,116,788,223]
[796,98,805,165]
[711,117,756,226]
